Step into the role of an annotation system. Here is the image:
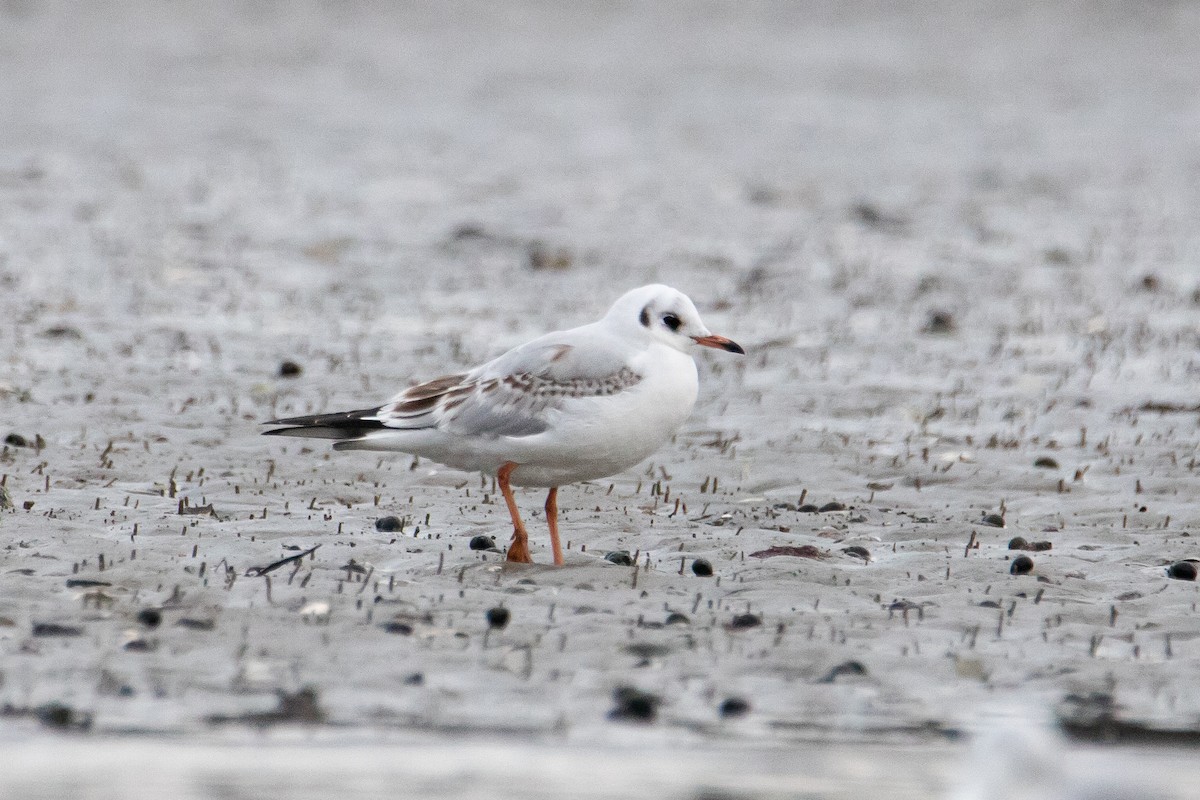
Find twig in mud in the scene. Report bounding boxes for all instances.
[963,530,977,557]
[246,544,321,577]
[356,566,374,595]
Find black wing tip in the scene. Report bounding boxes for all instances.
[260,408,385,427]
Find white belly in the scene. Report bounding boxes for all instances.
[377,344,700,487]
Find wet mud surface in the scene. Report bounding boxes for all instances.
[1,2,1199,797]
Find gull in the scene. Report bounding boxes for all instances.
[263,284,743,565]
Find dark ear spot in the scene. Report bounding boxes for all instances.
[639,306,651,327]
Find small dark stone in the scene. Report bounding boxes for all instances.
[449,222,490,241]
[842,546,871,561]
[37,703,88,730]
[819,660,868,683]
[851,202,907,231]
[727,613,762,630]
[1012,537,1051,551]
[605,550,634,566]
[664,612,690,625]
[278,360,303,378]
[374,516,402,532]
[625,642,671,659]
[35,701,67,723]
[1140,273,1160,292]
[41,325,83,339]
[1010,555,1035,575]
[797,504,820,513]
[65,578,111,588]
[485,606,511,630]
[608,686,660,723]
[922,311,956,335]
[403,672,425,686]
[123,639,155,652]
[382,621,414,635]
[982,513,1006,528]
[469,534,496,551]
[4,433,29,447]
[275,687,324,722]
[1034,456,1060,469]
[32,622,83,637]
[978,600,1001,608]
[719,697,751,718]
[691,558,714,577]
[176,617,216,631]
[1167,561,1197,581]
[136,608,163,628]
[818,501,847,512]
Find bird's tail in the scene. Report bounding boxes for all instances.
[262,408,388,442]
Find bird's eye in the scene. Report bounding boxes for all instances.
[662,313,682,332]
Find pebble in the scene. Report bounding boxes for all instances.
[469,534,496,550]
[727,612,762,630]
[982,513,1006,528]
[922,310,956,334]
[608,686,660,722]
[37,703,89,730]
[691,558,714,577]
[381,621,414,635]
[374,516,402,532]
[818,501,847,512]
[719,697,751,718]
[664,612,690,625]
[1010,555,1035,575]
[605,550,634,566]
[797,504,820,513]
[1034,456,1060,469]
[176,617,216,631]
[485,606,511,629]
[136,609,163,628]
[1167,561,1197,581]
[4,433,29,447]
[31,622,83,637]
[278,360,303,378]
[842,546,871,561]
[820,660,868,683]
[1008,537,1052,552]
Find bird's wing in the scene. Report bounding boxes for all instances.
[376,327,642,438]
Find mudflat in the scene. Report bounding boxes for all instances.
[2,3,1198,797]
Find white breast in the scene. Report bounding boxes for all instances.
[503,343,699,486]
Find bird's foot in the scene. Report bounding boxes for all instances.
[506,531,533,564]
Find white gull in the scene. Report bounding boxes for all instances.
[264,284,743,565]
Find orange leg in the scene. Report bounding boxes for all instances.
[498,462,532,563]
[545,487,563,566]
